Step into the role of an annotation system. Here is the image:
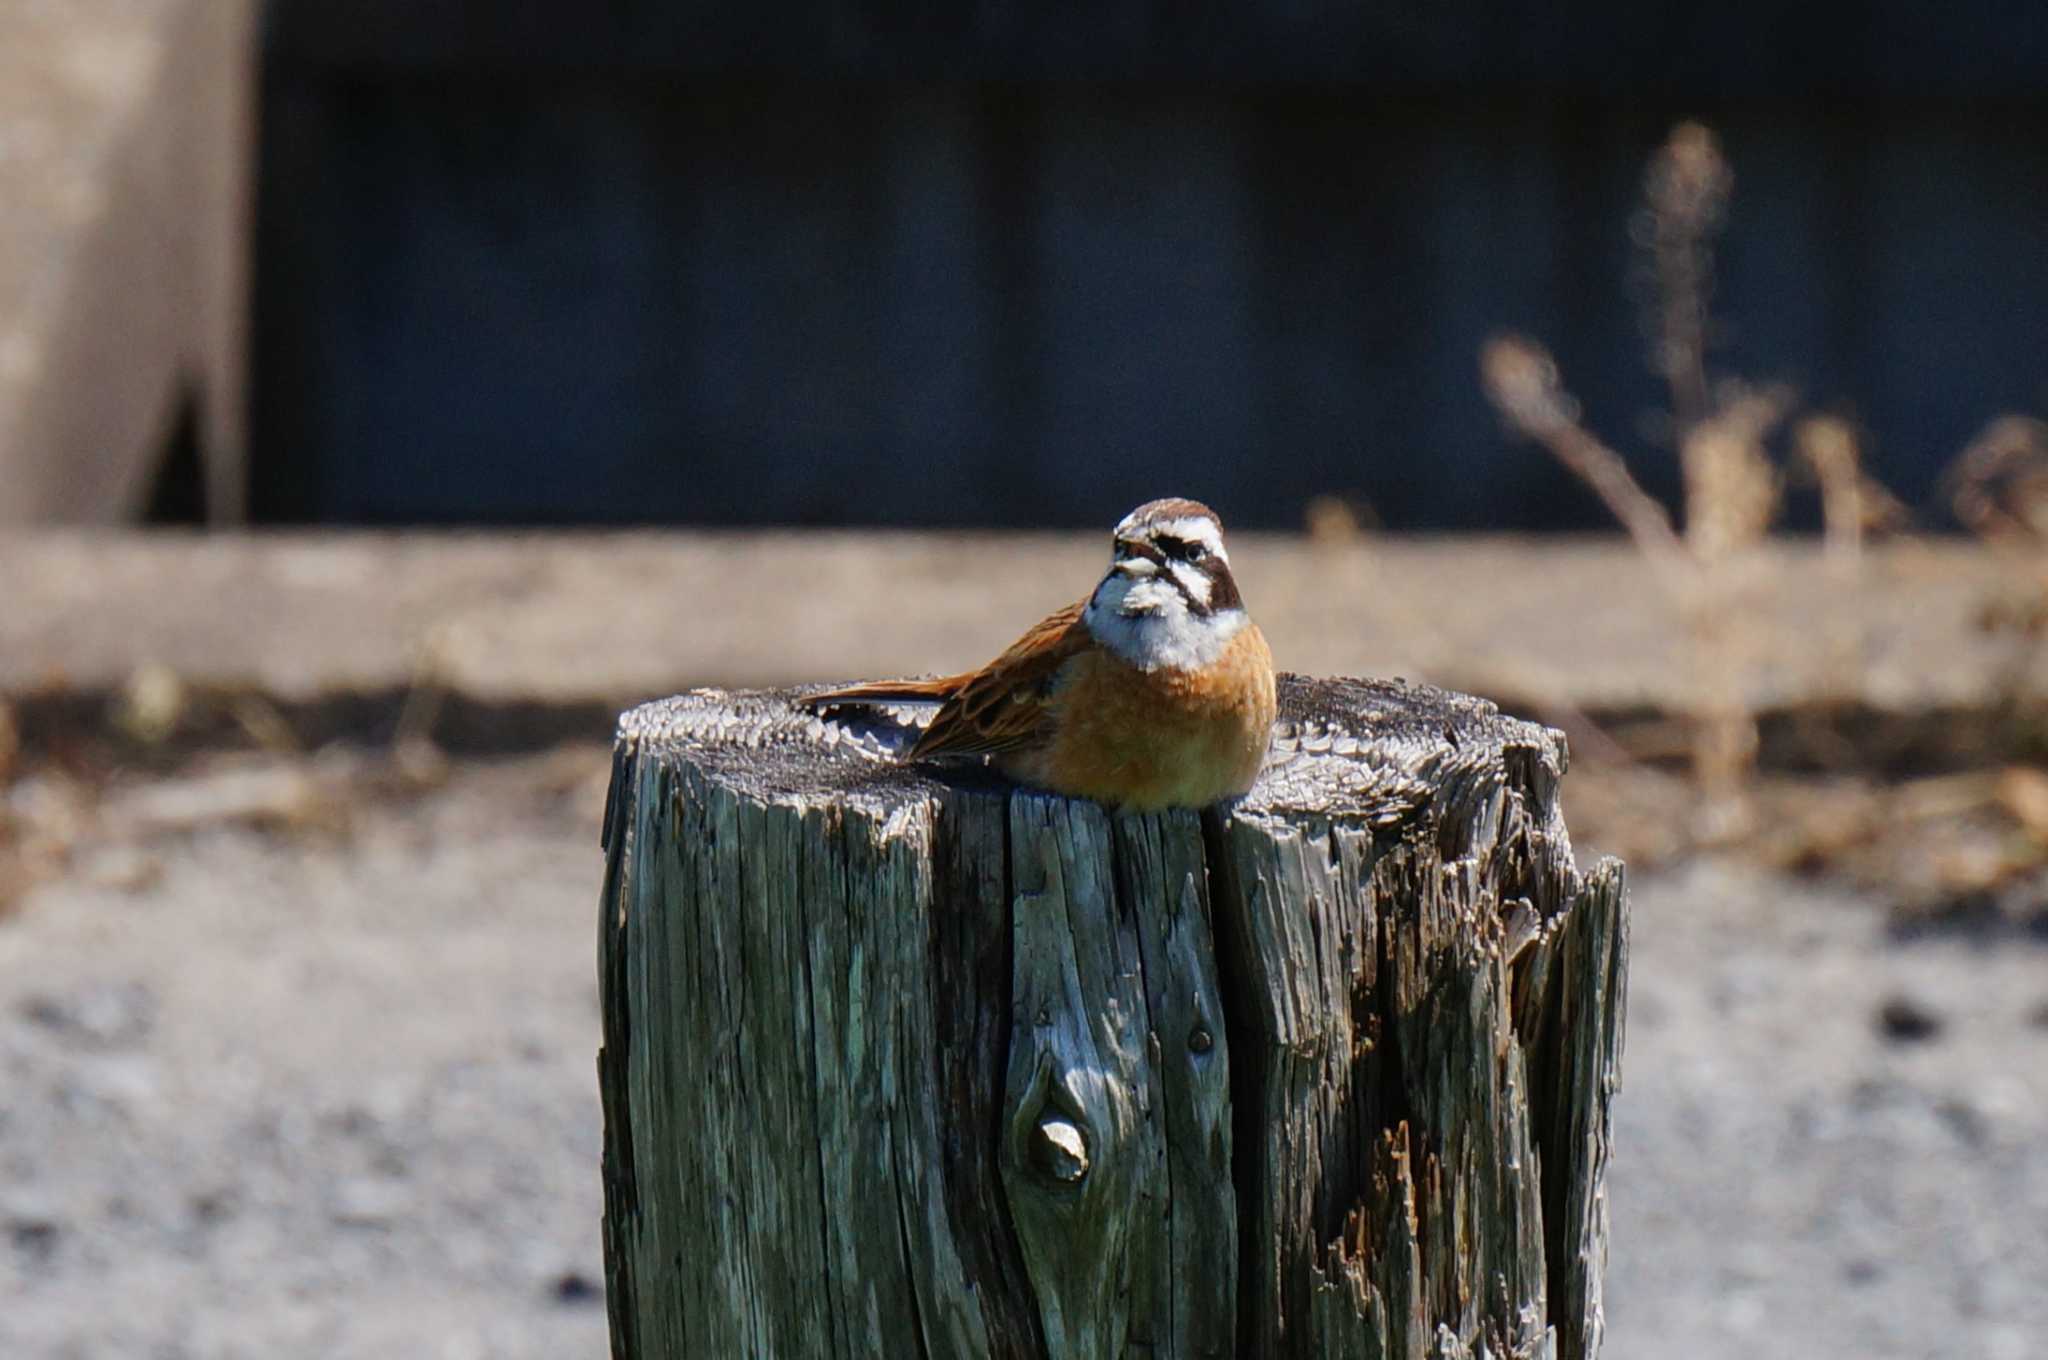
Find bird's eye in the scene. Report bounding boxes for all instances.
[1185,542,1208,563]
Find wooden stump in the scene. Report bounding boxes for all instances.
[597,675,1627,1360]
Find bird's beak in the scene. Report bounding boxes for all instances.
[1112,555,1159,578]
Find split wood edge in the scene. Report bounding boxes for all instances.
[597,681,1627,1360]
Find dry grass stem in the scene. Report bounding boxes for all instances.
[114,662,188,746]
[1793,415,1906,703]
[1680,385,1788,562]
[1950,415,2048,546]
[1303,494,1376,546]
[1640,121,1733,430]
[1479,120,1908,821]
[1797,416,1866,572]
[1480,333,1692,583]
[1802,413,1908,573]
[228,693,300,754]
[1946,416,2048,722]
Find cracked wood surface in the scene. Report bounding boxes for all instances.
[598,675,1628,1358]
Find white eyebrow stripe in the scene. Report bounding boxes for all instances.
[1157,517,1226,562]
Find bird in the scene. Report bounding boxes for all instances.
[802,498,1277,811]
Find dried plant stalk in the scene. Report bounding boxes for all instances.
[1793,415,1900,705]
[1481,122,1793,828]
[1480,334,1692,585]
[1681,387,1787,562]
[1641,122,1733,432]
[1947,416,2048,715]
[1797,416,1865,572]
[1950,416,2048,546]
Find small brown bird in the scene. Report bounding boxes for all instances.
[803,498,1277,811]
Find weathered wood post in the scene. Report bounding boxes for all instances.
[597,675,1626,1360]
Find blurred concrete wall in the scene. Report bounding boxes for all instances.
[0,0,255,525]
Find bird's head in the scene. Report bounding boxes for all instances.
[1085,498,1249,672]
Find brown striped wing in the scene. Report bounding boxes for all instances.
[801,675,961,707]
[908,599,1090,760]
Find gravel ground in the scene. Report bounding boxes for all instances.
[0,755,613,1360]
[2,753,2044,1358]
[1605,861,2048,1359]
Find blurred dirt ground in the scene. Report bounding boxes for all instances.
[3,531,2046,1358]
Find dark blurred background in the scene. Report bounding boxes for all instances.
[242,2,2048,530]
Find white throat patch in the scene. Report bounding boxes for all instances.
[1085,571,1246,673]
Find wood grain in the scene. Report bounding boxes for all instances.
[598,675,1627,1358]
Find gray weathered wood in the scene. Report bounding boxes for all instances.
[598,675,1627,1359]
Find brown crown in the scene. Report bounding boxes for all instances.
[1123,497,1222,531]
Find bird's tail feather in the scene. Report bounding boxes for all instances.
[800,677,962,709]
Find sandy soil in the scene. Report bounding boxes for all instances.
[2,752,2043,1359]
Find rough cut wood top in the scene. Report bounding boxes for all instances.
[613,672,1568,830]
